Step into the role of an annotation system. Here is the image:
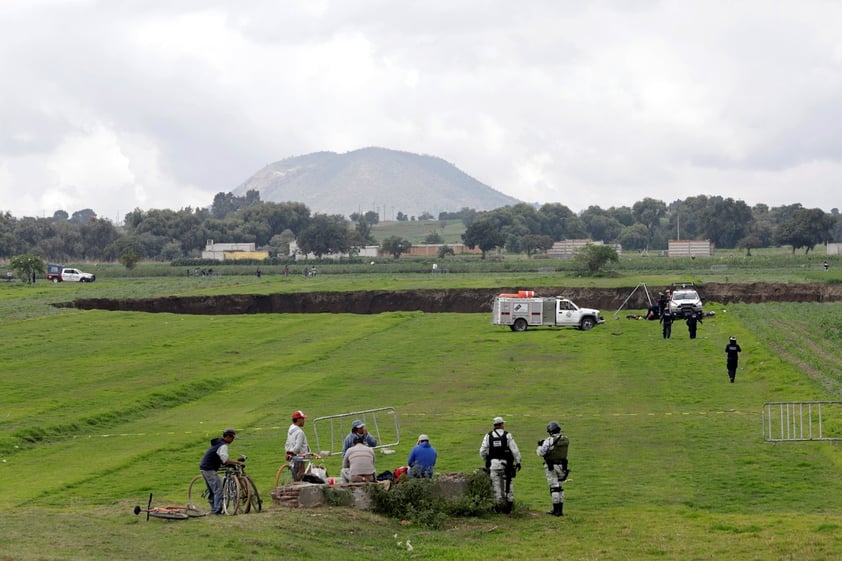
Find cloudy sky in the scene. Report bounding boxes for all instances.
[2,1,841,223]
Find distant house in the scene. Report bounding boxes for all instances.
[545,239,623,258]
[201,240,270,261]
[828,243,842,256]
[667,240,714,258]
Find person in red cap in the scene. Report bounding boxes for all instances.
[284,410,318,481]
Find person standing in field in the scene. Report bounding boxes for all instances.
[199,428,243,515]
[536,421,569,517]
[660,308,674,339]
[479,416,522,514]
[725,336,742,383]
[686,312,702,339]
[285,410,319,481]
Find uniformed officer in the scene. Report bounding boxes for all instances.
[536,421,569,517]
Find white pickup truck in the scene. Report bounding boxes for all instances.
[52,267,96,282]
[492,292,605,332]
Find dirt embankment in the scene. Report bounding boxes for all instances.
[62,282,842,315]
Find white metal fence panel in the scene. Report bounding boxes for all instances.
[312,407,400,456]
[762,401,842,442]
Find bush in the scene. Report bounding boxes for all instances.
[366,470,494,529]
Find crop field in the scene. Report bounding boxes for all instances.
[2,277,842,560]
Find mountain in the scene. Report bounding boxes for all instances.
[232,147,521,219]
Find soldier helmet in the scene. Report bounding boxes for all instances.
[547,421,561,434]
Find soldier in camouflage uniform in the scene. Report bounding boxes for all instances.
[536,421,569,517]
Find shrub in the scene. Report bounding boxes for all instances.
[366,470,494,529]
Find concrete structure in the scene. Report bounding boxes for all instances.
[667,240,714,258]
[201,240,270,261]
[828,243,842,256]
[406,244,481,257]
[545,239,622,258]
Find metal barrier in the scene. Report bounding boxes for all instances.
[312,407,400,456]
[762,401,842,442]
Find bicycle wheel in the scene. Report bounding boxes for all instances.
[235,475,251,514]
[274,463,295,488]
[243,475,262,513]
[187,474,207,511]
[222,474,242,515]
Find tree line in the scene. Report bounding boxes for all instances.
[1,191,840,264]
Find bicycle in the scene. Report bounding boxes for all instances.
[133,493,205,520]
[274,454,327,488]
[188,456,262,515]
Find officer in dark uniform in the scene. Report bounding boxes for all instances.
[725,336,742,383]
[686,312,702,339]
[660,308,674,339]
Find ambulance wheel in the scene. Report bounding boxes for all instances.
[513,318,527,332]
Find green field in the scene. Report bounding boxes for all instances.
[2,273,842,560]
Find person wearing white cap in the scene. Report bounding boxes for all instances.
[407,434,437,478]
[285,410,319,481]
[725,336,742,383]
[341,419,377,457]
[479,416,522,514]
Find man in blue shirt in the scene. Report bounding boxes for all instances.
[407,434,437,478]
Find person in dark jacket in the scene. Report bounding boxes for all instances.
[660,308,674,339]
[686,312,702,339]
[725,336,742,383]
[199,428,243,515]
[407,434,438,478]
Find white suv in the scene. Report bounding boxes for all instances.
[669,286,702,318]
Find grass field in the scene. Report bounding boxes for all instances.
[2,273,842,560]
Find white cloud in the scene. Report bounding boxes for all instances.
[1,0,842,222]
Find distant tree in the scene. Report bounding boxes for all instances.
[52,210,69,222]
[616,223,650,251]
[424,232,444,244]
[437,245,455,259]
[775,208,835,254]
[632,198,667,250]
[210,190,261,219]
[10,254,44,283]
[352,217,376,246]
[381,236,412,259]
[70,208,97,224]
[573,244,619,275]
[581,206,623,242]
[737,234,763,256]
[418,211,434,220]
[296,214,351,258]
[396,211,408,222]
[519,234,554,258]
[159,241,183,261]
[363,210,380,225]
[462,214,506,259]
[119,248,140,269]
[270,229,296,258]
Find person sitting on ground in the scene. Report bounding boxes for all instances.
[341,434,376,483]
[341,419,377,457]
[407,434,437,478]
